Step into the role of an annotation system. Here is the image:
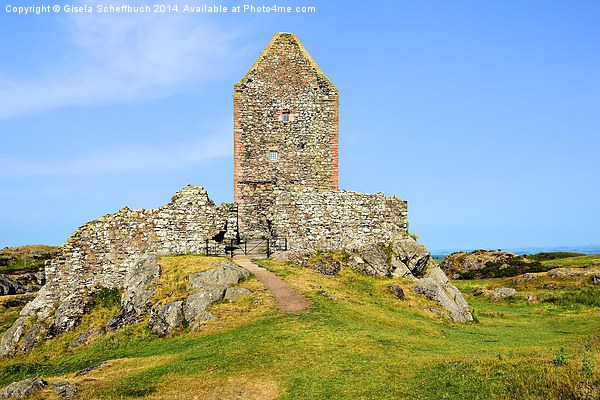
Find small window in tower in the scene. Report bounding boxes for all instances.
[269,150,278,161]
[280,110,293,123]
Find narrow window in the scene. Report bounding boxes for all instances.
[282,111,290,122]
[269,151,278,161]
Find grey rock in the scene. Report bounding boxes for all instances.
[0,317,26,357]
[542,283,567,290]
[547,269,565,277]
[187,262,249,290]
[20,324,42,353]
[0,378,47,399]
[149,301,184,336]
[51,381,77,399]
[348,245,390,277]
[390,237,431,277]
[593,273,600,285]
[308,253,345,276]
[272,249,312,266]
[0,274,24,296]
[224,287,253,302]
[106,254,160,331]
[69,328,100,348]
[184,287,224,323]
[391,262,417,280]
[75,361,107,377]
[47,293,85,338]
[190,310,216,330]
[522,273,535,280]
[15,269,45,292]
[491,287,516,300]
[389,284,405,300]
[413,278,473,323]
[424,265,449,286]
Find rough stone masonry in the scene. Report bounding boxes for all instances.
[234,33,339,238]
[0,33,472,357]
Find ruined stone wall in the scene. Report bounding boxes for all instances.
[234,33,339,237]
[267,190,409,251]
[0,185,237,355]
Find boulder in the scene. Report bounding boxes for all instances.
[491,287,516,300]
[547,269,565,277]
[348,245,390,277]
[20,324,43,353]
[187,262,249,290]
[271,249,312,266]
[413,272,473,323]
[149,301,184,336]
[389,284,405,300]
[0,274,23,296]
[391,262,417,280]
[184,287,225,324]
[0,378,47,399]
[309,255,344,276]
[0,318,25,357]
[593,273,600,285]
[390,237,431,277]
[224,287,253,302]
[51,381,77,399]
[106,254,161,331]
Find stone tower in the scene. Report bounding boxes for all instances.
[234,33,339,237]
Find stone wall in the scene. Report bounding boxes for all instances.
[267,190,408,251]
[0,185,237,356]
[234,33,339,237]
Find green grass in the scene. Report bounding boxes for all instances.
[526,252,585,262]
[539,253,600,268]
[0,260,45,274]
[0,258,598,399]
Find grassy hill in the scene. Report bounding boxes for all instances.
[0,254,598,399]
[0,245,59,273]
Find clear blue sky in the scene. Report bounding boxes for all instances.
[1,1,599,252]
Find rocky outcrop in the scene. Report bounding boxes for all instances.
[0,274,23,296]
[51,381,77,399]
[389,284,406,300]
[149,262,251,335]
[440,250,543,279]
[187,262,249,290]
[224,287,253,302]
[413,265,473,322]
[0,378,47,399]
[149,301,184,336]
[105,254,161,331]
[282,236,473,323]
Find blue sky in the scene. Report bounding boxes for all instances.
[1,0,599,252]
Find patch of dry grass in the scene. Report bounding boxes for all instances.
[148,373,280,400]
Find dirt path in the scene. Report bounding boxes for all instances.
[234,256,310,314]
